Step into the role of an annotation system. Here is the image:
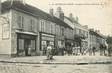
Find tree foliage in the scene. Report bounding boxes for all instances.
[106,36,112,44]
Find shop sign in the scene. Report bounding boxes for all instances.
[42,36,54,41]
[18,34,36,40]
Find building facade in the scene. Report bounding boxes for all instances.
[0,1,73,57]
[64,14,89,53]
[0,1,108,57]
[89,29,107,50]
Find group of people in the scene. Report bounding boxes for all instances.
[88,44,112,56]
[45,43,112,60]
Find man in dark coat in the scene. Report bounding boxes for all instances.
[100,44,103,56]
[92,47,96,56]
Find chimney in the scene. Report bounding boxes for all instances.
[90,29,94,32]
[69,13,74,22]
[57,7,62,13]
[69,13,73,19]
[49,8,54,16]
[95,30,100,33]
[75,16,79,22]
[55,7,62,18]
[83,25,88,29]
[60,12,64,21]
[22,0,26,5]
[55,7,64,20]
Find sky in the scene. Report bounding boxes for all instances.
[3,0,112,36]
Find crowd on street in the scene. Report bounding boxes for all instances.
[45,42,112,60]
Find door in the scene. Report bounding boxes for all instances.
[24,39,31,56]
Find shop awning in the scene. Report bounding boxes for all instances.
[16,30,38,36]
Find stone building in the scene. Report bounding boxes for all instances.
[0,1,108,57]
[0,1,73,57]
[64,13,89,52]
[89,29,107,50]
[55,7,74,47]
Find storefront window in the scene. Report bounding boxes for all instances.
[17,34,36,56]
[40,34,55,51]
[18,39,24,52]
[31,40,36,51]
[41,41,46,51]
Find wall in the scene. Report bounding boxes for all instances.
[0,11,12,56]
[10,9,40,55]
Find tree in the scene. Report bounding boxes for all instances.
[106,36,112,44]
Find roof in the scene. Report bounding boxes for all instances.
[2,1,73,29]
[64,16,79,24]
[89,29,105,39]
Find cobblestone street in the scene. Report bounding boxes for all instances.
[0,63,112,73]
[0,55,112,64]
[0,56,112,73]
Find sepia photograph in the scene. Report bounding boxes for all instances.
[0,0,112,73]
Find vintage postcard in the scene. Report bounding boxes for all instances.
[0,0,112,73]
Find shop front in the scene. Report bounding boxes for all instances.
[65,39,74,55]
[40,33,55,55]
[65,39,74,47]
[17,33,37,56]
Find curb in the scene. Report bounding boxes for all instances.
[0,61,112,65]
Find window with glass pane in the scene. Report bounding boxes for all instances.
[51,22,55,34]
[39,20,42,31]
[49,22,52,33]
[30,19,35,31]
[58,25,61,35]
[51,22,53,33]
[62,27,64,36]
[46,21,49,33]
[41,20,45,32]
[41,21,43,31]
[44,21,46,32]
[52,23,56,34]
[47,21,50,33]
[17,15,24,29]
[31,40,36,51]
[18,39,24,51]
[56,25,59,35]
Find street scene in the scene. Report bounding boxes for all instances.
[0,0,112,73]
[0,56,112,73]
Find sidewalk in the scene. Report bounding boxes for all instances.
[0,55,112,64]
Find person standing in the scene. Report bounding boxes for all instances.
[46,42,53,60]
[89,45,92,56]
[108,45,112,56]
[100,44,103,56]
[92,47,96,56]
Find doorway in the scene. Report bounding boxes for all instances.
[24,39,31,56]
